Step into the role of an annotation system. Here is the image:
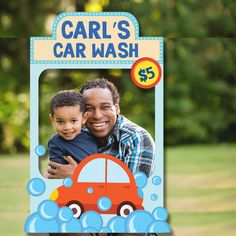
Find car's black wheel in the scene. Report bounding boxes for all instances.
[117,201,136,217]
[66,200,84,219]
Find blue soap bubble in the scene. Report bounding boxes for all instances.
[134,172,148,189]
[60,218,82,232]
[101,226,111,232]
[83,227,97,232]
[24,212,39,232]
[151,194,158,201]
[126,210,154,233]
[108,216,126,232]
[137,189,144,198]
[97,196,112,211]
[27,178,46,196]
[58,206,73,222]
[152,176,161,185]
[24,212,59,232]
[148,220,171,233]
[63,178,73,188]
[152,207,168,221]
[35,145,46,156]
[80,211,103,231]
[87,187,94,194]
[38,200,59,220]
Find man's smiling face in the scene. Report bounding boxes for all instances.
[82,87,120,139]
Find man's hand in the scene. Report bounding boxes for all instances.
[46,156,77,179]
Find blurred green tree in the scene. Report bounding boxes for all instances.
[0,0,235,153]
[0,39,29,152]
[165,38,236,144]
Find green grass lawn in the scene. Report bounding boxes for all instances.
[0,154,29,236]
[0,144,235,235]
[166,144,236,236]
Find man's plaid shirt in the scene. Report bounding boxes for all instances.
[98,115,155,177]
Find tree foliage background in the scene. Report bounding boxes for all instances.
[0,0,235,153]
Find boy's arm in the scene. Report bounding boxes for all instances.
[46,138,77,179]
[48,138,68,164]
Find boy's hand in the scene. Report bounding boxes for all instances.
[47,156,77,179]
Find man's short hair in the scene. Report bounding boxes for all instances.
[50,90,85,115]
[80,78,120,104]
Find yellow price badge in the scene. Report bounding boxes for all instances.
[130,57,162,89]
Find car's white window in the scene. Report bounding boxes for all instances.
[107,160,130,183]
[77,158,105,182]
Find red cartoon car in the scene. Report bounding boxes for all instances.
[49,153,144,218]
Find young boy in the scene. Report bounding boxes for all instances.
[48,90,98,164]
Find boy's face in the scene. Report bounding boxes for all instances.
[82,88,120,139]
[50,105,86,141]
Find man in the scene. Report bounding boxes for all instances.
[47,78,155,179]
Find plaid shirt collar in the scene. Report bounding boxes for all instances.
[106,115,122,145]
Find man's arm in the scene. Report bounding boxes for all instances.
[122,130,155,177]
[46,156,77,179]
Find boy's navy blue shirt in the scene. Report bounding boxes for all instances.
[48,130,98,164]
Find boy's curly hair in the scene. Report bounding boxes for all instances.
[50,90,85,115]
